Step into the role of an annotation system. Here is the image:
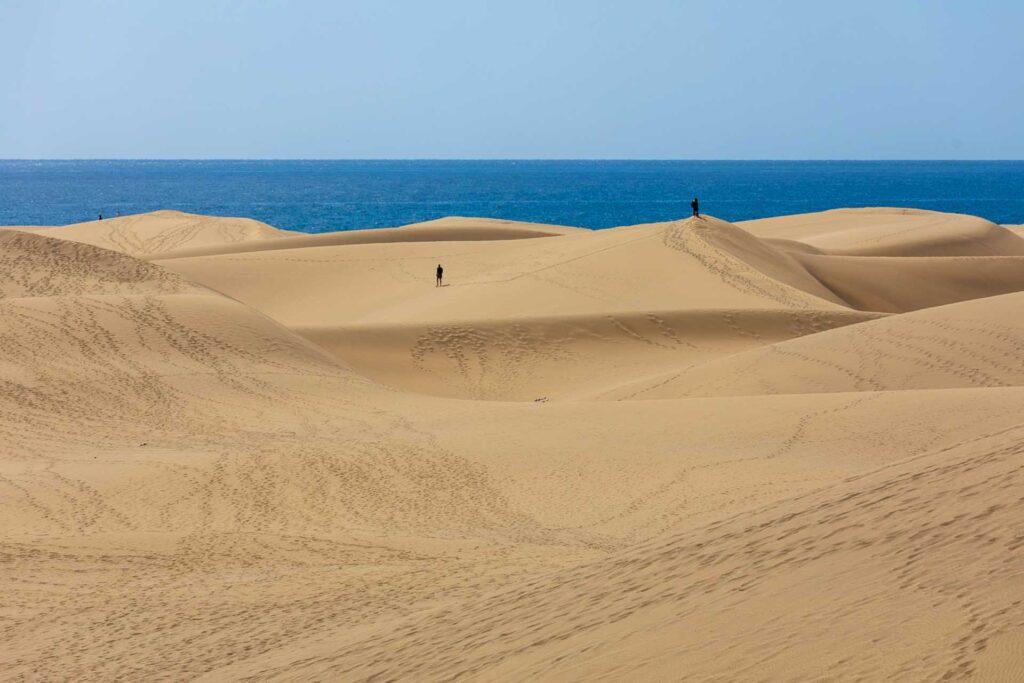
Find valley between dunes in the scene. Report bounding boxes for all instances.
[1,207,1023,680]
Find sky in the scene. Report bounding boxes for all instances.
[1,0,1022,159]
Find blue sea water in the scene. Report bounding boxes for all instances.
[1,160,1022,232]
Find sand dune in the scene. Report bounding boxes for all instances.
[158,216,869,398]
[159,216,851,327]
[232,403,1024,680]
[2,207,1024,679]
[4,210,294,258]
[607,291,1024,399]
[743,207,1024,256]
[794,253,1024,312]
[151,216,588,259]
[304,308,877,400]
[5,212,583,262]
[0,229,197,297]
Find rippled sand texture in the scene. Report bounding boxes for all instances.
[2,208,1023,680]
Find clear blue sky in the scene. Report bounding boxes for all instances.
[2,0,1022,159]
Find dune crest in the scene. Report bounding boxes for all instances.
[147,215,587,259]
[4,210,294,258]
[743,207,1024,256]
[3,207,1024,679]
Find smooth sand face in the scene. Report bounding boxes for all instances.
[1,209,295,258]
[2,208,1024,679]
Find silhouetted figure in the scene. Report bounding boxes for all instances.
[436,264,444,287]
[98,211,103,221]
[691,197,699,218]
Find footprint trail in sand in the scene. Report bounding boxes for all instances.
[2,207,1024,679]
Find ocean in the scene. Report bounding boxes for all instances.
[1,160,1022,231]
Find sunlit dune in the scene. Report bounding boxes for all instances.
[2,208,1023,679]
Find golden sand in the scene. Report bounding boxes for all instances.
[1,208,1022,679]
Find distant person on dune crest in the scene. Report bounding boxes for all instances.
[436,264,444,287]
[691,197,699,218]
[98,211,103,221]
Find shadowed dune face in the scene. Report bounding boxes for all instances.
[2,208,1024,679]
[302,308,879,401]
[606,291,1024,400]
[793,253,1024,312]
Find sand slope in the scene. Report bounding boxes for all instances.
[607,291,1024,399]
[306,307,877,400]
[743,207,1024,256]
[4,210,294,258]
[159,216,874,399]
[794,253,1024,312]
[238,409,1024,680]
[2,207,1024,679]
[160,216,849,326]
[151,216,588,259]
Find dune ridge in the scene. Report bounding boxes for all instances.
[2,207,1024,679]
[3,210,295,258]
[149,216,588,260]
[742,207,1024,257]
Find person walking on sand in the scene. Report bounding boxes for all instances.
[98,211,103,221]
[691,197,699,218]
[436,264,444,287]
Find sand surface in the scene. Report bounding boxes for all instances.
[2,207,1023,679]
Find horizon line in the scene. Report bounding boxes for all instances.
[3,158,1024,163]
